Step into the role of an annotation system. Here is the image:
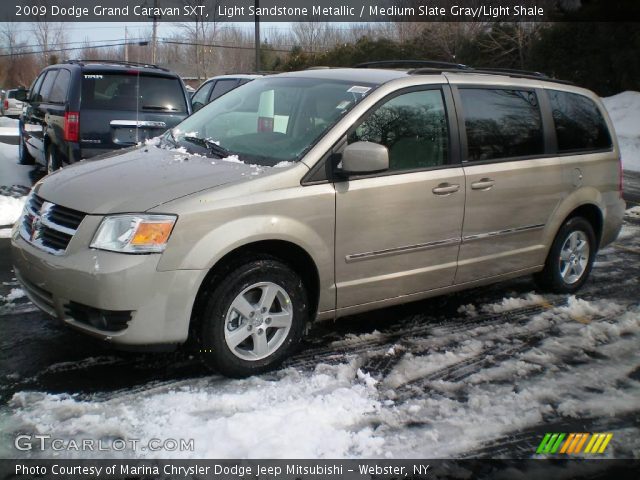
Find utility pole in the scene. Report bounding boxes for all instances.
[124,26,128,61]
[149,0,160,64]
[255,0,260,72]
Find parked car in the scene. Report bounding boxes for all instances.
[1,88,27,117]
[19,60,192,173]
[12,64,624,377]
[190,74,262,112]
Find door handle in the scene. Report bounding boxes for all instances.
[471,178,495,190]
[432,183,460,195]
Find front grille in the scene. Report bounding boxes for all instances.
[64,302,133,332]
[20,194,86,254]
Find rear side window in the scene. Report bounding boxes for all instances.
[349,89,449,171]
[81,73,187,112]
[460,88,544,161]
[548,90,612,153]
[209,79,239,102]
[39,70,59,103]
[49,69,70,104]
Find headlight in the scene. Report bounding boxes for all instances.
[90,214,177,253]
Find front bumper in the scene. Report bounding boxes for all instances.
[11,229,205,346]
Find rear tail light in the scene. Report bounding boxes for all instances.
[64,111,80,142]
[3,100,8,110]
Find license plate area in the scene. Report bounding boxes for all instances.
[110,120,167,145]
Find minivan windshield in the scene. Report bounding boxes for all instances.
[164,77,376,166]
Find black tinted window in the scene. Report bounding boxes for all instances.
[39,70,59,103]
[49,69,70,103]
[460,88,544,161]
[349,89,449,171]
[209,79,238,101]
[81,73,187,112]
[548,90,612,153]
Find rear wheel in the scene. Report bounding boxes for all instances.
[18,133,35,165]
[197,256,309,377]
[45,145,61,174]
[534,217,596,293]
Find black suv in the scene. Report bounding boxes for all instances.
[19,60,192,172]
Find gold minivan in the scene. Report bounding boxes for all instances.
[11,65,625,377]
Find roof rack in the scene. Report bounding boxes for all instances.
[353,59,574,85]
[355,60,470,70]
[473,67,547,78]
[66,59,169,71]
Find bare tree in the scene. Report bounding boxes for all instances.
[30,1,66,66]
[180,0,220,79]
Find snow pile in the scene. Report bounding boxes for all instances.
[480,293,546,314]
[602,91,640,172]
[4,362,383,459]
[0,195,25,226]
[0,116,18,136]
[0,288,25,303]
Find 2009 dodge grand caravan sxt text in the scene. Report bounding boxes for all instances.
[11,66,625,377]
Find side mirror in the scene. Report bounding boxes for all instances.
[337,141,389,175]
[192,101,204,112]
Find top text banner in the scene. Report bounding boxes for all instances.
[6,0,640,22]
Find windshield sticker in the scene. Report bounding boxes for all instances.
[84,74,103,79]
[336,100,351,110]
[347,85,371,95]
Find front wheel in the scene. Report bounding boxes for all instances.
[197,256,309,377]
[534,217,597,293]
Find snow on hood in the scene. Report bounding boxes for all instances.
[34,145,270,214]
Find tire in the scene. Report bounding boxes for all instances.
[534,217,597,294]
[45,145,61,174]
[18,133,35,165]
[196,255,309,377]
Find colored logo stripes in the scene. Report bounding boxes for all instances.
[536,433,613,455]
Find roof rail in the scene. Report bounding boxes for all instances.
[455,68,574,85]
[355,60,470,70]
[66,59,169,71]
[472,67,548,78]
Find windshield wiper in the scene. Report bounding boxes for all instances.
[183,135,232,158]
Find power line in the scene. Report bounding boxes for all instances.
[161,39,320,54]
[0,41,148,58]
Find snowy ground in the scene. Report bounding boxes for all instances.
[0,98,638,460]
[603,91,640,173]
[0,116,18,137]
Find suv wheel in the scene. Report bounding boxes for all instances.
[535,217,597,293]
[197,256,309,377]
[46,145,61,174]
[19,133,35,165]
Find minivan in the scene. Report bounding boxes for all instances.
[11,63,625,377]
[19,60,191,173]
